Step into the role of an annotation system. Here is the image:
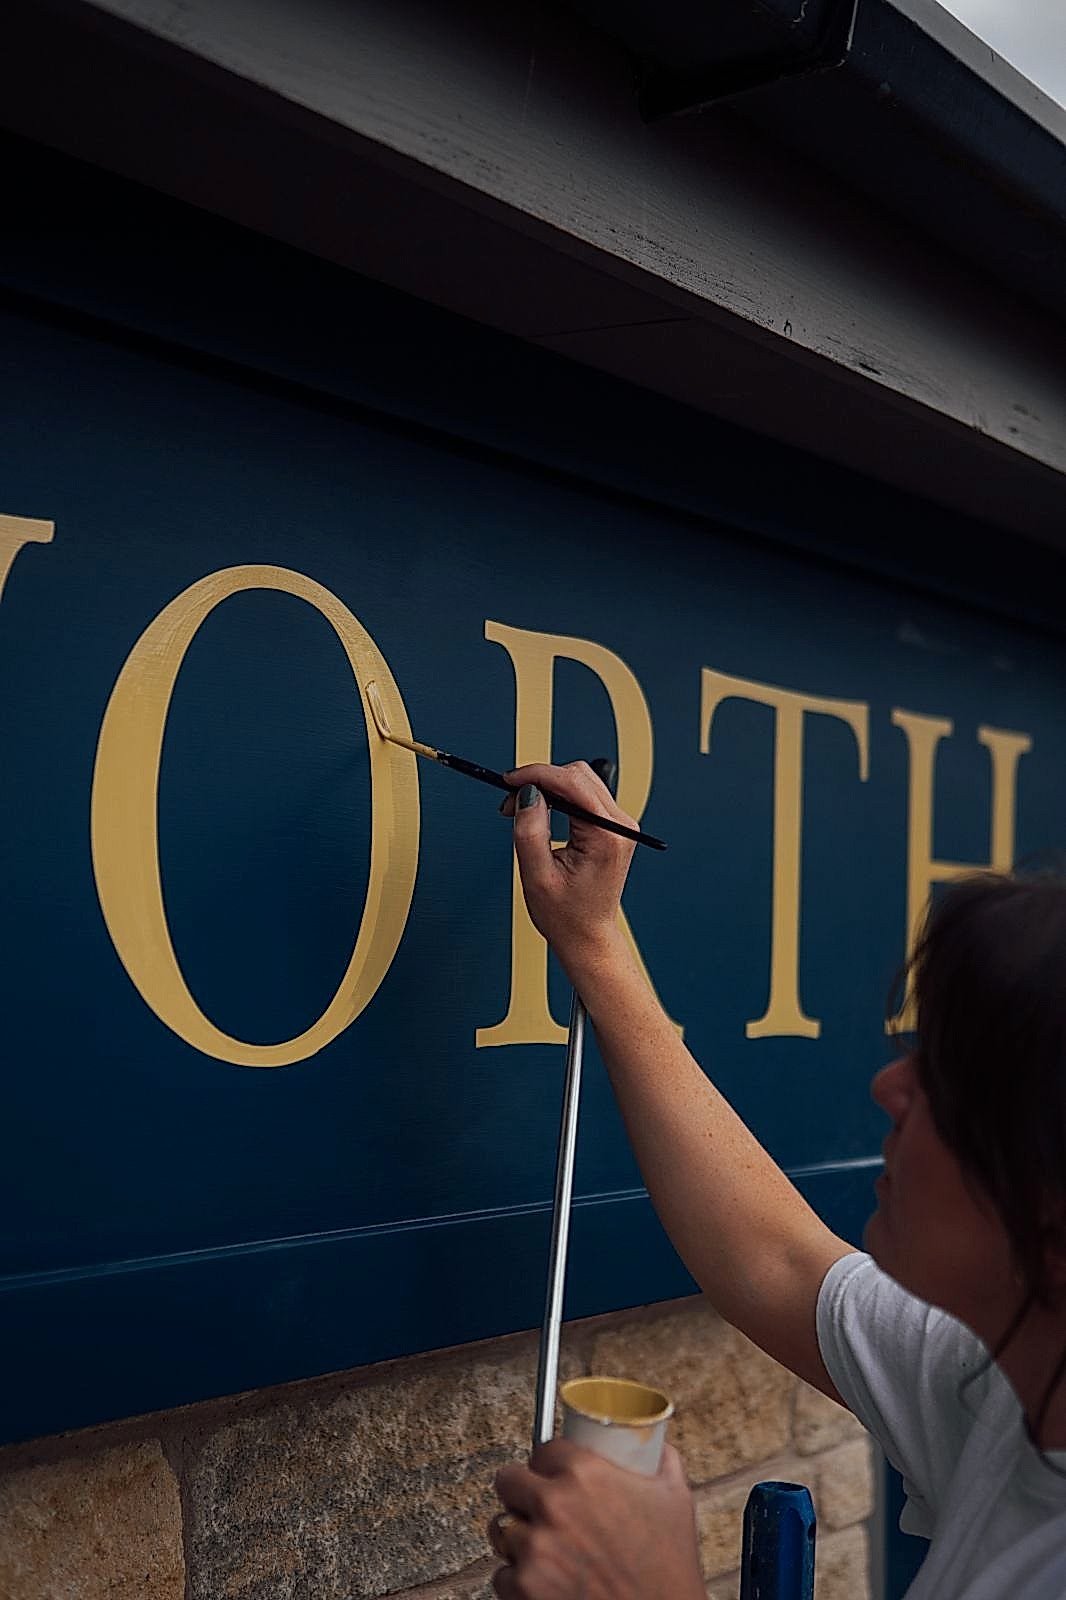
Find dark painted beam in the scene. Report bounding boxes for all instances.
[567,0,1066,323]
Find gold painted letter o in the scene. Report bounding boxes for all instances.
[91,565,419,1066]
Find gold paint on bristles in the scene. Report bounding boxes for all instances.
[365,681,440,761]
[365,679,392,738]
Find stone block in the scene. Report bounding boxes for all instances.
[0,1439,184,1600]
[793,1380,866,1455]
[815,1524,870,1600]
[814,1438,875,1531]
[184,1337,578,1600]
[390,1558,497,1599]
[589,1304,794,1484]
[693,1477,749,1578]
[706,1570,740,1600]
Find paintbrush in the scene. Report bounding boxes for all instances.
[364,681,667,850]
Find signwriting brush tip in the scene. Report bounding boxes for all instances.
[365,680,391,739]
[364,683,440,762]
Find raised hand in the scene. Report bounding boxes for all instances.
[501,761,638,977]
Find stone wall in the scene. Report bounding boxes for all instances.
[0,1295,875,1599]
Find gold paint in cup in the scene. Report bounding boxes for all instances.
[559,1376,673,1476]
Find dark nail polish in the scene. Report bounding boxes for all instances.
[518,784,540,809]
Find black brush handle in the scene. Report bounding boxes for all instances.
[438,751,666,851]
[548,804,666,852]
[438,753,513,793]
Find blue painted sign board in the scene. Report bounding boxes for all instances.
[1,146,1063,1479]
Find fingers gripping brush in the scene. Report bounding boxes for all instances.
[363,682,665,851]
[532,755,618,1451]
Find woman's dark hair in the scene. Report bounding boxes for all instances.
[904,868,1066,1305]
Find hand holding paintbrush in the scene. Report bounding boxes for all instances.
[364,682,666,850]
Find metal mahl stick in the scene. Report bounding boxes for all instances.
[533,988,588,1449]
[533,757,617,1451]
[364,681,619,1452]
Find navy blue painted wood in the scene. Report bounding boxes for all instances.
[2,1171,870,1445]
[2,143,1065,1471]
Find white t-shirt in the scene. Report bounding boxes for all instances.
[816,1252,1066,1599]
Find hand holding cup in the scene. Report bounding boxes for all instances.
[490,1381,704,1600]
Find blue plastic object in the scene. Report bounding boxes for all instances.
[740,1481,816,1600]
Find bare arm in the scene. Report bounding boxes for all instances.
[506,762,853,1400]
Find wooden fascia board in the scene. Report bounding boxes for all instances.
[3,0,1066,544]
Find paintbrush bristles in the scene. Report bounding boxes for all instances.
[365,681,440,761]
[364,681,665,848]
[365,680,393,739]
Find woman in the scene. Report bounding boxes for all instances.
[489,762,1066,1599]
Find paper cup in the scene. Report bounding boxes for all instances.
[559,1376,673,1476]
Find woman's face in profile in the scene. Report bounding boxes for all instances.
[864,1053,1017,1336]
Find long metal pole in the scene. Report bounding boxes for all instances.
[532,756,615,1453]
[533,988,587,1449]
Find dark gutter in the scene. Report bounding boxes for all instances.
[567,0,1066,324]
[563,0,858,105]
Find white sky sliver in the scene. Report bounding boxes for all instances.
[935,0,1066,109]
